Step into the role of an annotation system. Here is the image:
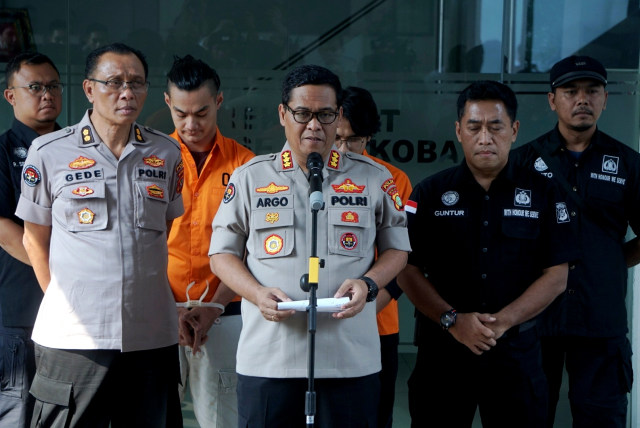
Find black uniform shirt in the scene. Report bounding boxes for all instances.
[511,126,640,337]
[407,160,574,340]
[0,119,54,327]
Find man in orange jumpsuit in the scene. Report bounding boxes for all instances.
[336,86,412,428]
[165,55,254,428]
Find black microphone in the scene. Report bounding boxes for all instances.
[306,152,324,211]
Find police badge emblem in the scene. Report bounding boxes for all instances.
[441,191,459,206]
[514,188,531,207]
[602,155,619,175]
[556,202,570,223]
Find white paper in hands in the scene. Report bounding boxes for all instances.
[277,297,350,312]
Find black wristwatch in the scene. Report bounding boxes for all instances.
[440,309,457,330]
[359,276,378,302]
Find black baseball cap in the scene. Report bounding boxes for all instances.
[550,55,607,89]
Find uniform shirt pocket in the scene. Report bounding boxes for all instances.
[500,218,540,266]
[251,209,294,259]
[56,181,108,232]
[134,180,169,231]
[328,208,371,258]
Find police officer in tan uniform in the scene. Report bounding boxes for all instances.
[16,43,184,427]
[209,64,410,428]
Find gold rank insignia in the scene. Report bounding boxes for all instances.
[78,208,95,224]
[134,125,145,142]
[264,234,283,255]
[256,182,290,194]
[328,150,340,169]
[72,186,94,197]
[381,178,395,192]
[81,126,94,144]
[332,178,366,193]
[69,156,96,170]
[146,184,165,199]
[341,211,359,223]
[265,212,280,224]
[143,155,165,167]
[281,150,293,169]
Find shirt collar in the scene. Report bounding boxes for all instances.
[11,118,60,147]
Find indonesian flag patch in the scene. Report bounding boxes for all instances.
[405,200,417,214]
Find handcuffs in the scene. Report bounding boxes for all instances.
[175,281,225,317]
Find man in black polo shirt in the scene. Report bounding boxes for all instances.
[0,52,62,427]
[399,80,574,427]
[511,55,640,427]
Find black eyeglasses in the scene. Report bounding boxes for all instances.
[285,105,339,124]
[9,83,63,96]
[88,78,150,94]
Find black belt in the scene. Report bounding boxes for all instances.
[221,301,241,316]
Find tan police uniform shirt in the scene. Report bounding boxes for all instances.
[209,142,410,378]
[16,110,184,352]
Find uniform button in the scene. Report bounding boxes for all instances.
[482,248,488,253]
[574,163,579,167]
[194,192,199,197]
[572,186,578,192]
[483,221,489,226]
[568,289,575,295]
[481,274,487,279]
[571,211,576,217]
[192,221,198,226]
[569,264,576,270]
[484,195,490,200]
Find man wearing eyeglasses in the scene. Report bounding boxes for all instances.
[335,86,412,428]
[15,43,184,427]
[0,51,62,428]
[209,65,410,427]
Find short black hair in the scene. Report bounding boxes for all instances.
[341,86,381,137]
[85,42,148,79]
[166,54,220,95]
[457,80,518,123]
[281,64,342,106]
[6,52,60,88]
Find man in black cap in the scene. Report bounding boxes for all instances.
[511,55,640,427]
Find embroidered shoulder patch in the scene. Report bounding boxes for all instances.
[223,183,236,203]
[23,165,41,187]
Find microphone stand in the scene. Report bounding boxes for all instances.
[300,153,324,427]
